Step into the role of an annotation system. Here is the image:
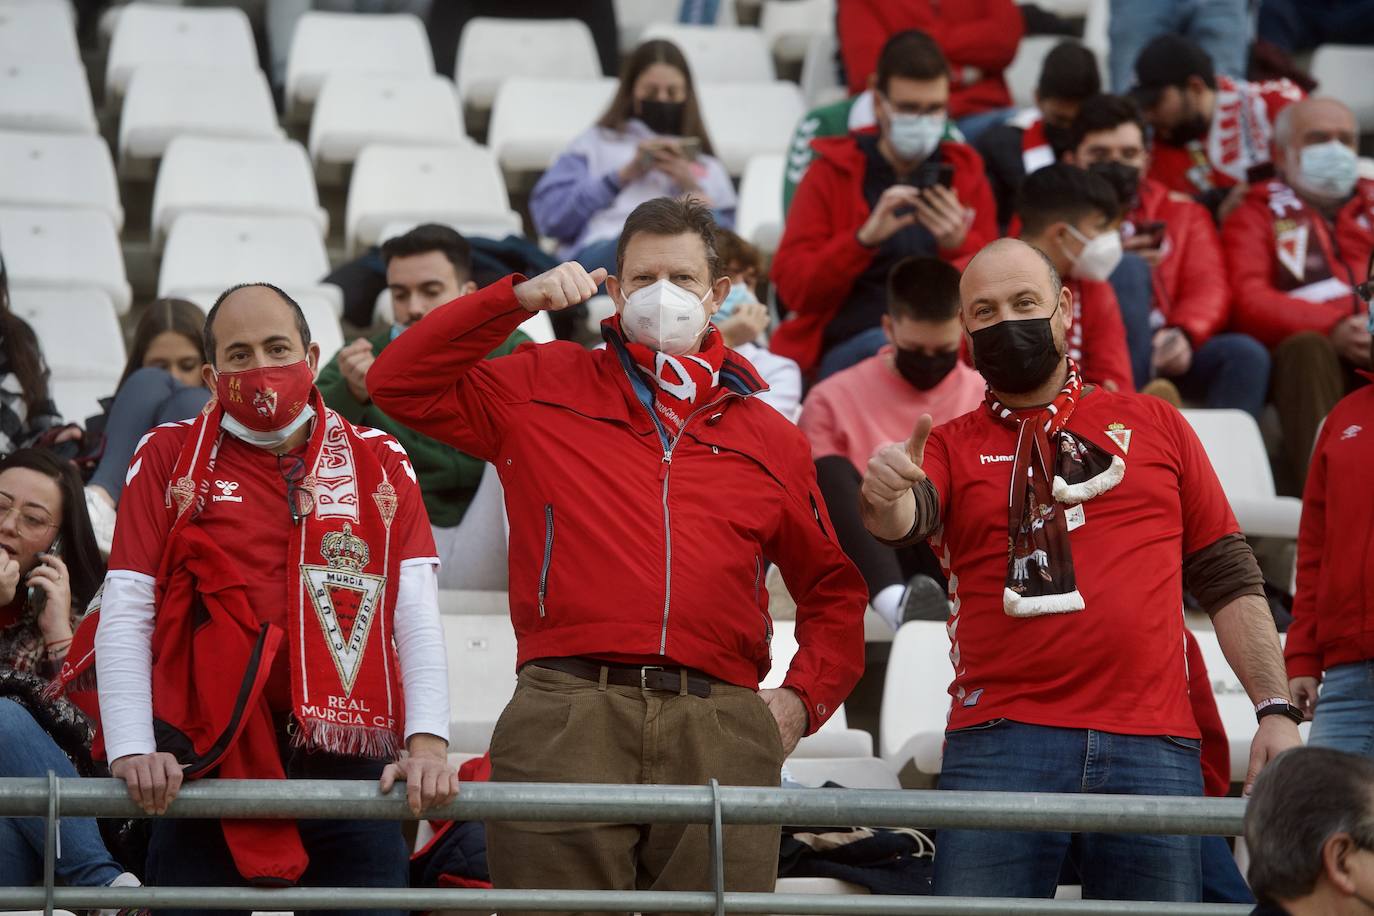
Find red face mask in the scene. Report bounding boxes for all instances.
[215,360,314,432]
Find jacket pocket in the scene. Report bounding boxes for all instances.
[538,503,555,617]
[755,553,773,659]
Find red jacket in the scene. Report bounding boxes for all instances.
[837,0,1023,117]
[771,133,997,373]
[1222,178,1374,348]
[369,277,868,733]
[1066,277,1134,393]
[1285,380,1374,680]
[1126,178,1232,347]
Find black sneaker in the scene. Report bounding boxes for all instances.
[899,574,950,624]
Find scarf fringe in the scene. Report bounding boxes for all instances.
[1051,454,1125,505]
[293,718,400,760]
[42,668,95,702]
[1003,587,1086,618]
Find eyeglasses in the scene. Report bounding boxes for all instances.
[0,495,57,538]
[276,454,313,525]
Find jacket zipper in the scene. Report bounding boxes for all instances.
[538,503,554,617]
[755,553,773,660]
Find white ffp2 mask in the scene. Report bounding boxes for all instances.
[1063,225,1124,282]
[621,278,710,355]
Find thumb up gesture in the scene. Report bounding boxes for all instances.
[860,414,933,541]
[514,263,608,313]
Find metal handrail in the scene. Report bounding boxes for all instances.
[0,777,1253,915]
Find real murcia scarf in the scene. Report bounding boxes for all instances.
[617,317,726,435]
[167,390,406,758]
[985,360,1125,618]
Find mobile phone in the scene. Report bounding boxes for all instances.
[914,161,955,190]
[1135,220,1167,244]
[675,137,702,160]
[26,533,62,610]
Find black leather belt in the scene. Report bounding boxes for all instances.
[529,657,715,698]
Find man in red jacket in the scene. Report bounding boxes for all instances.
[772,29,998,379]
[1222,97,1373,493]
[369,197,867,910]
[1286,268,1374,755]
[1066,93,1271,418]
[1014,163,1134,393]
[837,0,1023,129]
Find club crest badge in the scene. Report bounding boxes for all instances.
[1276,224,1309,281]
[302,523,385,695]
[1105,422,1132,455]
[253,387,278,420]
[373,480,397,530]
[169,475,196,518]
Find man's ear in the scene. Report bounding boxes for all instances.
[881,313,895,345]
[705,274,730,318]
[460,280,478,296]
[307,341,321,376]
[1057,284,1074,333]
[202,362,217,390]
[1323,833,1360,895]
[605,275,625,314]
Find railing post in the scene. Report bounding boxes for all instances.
[708,778,724,916]
[43,768,58,916]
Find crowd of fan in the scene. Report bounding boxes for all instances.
[1,0,1373,912]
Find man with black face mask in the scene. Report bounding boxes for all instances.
[859,237,1301,904]
[800,256,985,632]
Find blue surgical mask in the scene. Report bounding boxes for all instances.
[390,324,406,341]
[711,285,755,324]
[887,112,944,162]
[1294,140,1358,200]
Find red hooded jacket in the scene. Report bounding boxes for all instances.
[837,0,1023,117]
[1065,277,1134,394]
[1126,178,1232,347]
[369,277,868,734]
[1286,381,1374,681]
[1222,177,1374,348]
[771,133,998,373]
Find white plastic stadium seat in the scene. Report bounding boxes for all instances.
[1310,44,1374,133]
[439,613,519,753]
[760,0,834,65]
[48,378,109,424]
[297,293,345,368]
[1180,409,1302,539]
[118,65,283,171]
[1005,35,1069,110]
[879,620,955,777]
[152,137,327,249]
[487,77,618,175]
[346,144,521,255]
[158,213,334,307]
[0,55,98,134]
[1189,628,1280,788]
[308,73,466,172]
[0,131,123,230]
[285,10,434,121]
[0,206,130,313]
[455,18,601,115]
[517,311,555,345]
[641,24,775,84]
[105,3,258,102]
[0,2,80,68]
[764,620,875,759]
[7,285,125,382]
[736,153,785,253]
[798,32,846,108]
[698,81,805,175]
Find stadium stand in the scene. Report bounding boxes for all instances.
[486,76,619,176]
[0,130,123,230]
[307,72,465,177]
[735,152,786,254]
[0,54,99,135]
[641,23,776,83]
[1181,409,1303,540]
[759,0,834,66]
[284,9,434,122]
[0,0,82,69]
[0,205,131,313]
[1310,44,1374,133]
[454,17,602,119]
[697,80,805,175]
[104,3,259,102]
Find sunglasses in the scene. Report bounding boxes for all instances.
[276,453,313,524]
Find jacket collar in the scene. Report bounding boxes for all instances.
[600,320,769,398]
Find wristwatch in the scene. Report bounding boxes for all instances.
[1254,697,1305,725]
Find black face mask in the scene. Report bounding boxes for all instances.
[894,347,958,391]
[1160,110,1209,146]
[1087,160,1141,209]
[969,312,1063,395]
[637,99,685,136]
[1042,122,1074,157]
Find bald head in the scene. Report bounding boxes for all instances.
[1275,97,1357,150]
[203,283,314,372]
[961,239,1062,318]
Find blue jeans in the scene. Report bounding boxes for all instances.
[1308,661,1374,757]
[1108,0,1250,92]
[956,107,1016,144]
[932,719,1204,901]
[815,326,889,382]
[1258,0,1374,52]
[1172,333,1271,419]
[89,367,211,503]
[0,698,125,887]
[1110,253,1155,390]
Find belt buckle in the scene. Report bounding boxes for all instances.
[640,665,664,690]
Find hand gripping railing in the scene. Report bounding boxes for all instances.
[0,776,1253,915]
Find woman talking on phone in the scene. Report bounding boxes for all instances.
[0,448,139,890]
[530,38,737,276]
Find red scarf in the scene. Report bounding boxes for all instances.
[166,391,406,758]
[984,361,1125,618]
[617,319,726,435]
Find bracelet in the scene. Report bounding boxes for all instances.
[44,637,72,650]
[1253,696,1290,713]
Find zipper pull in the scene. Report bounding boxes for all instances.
[659,452,672,480]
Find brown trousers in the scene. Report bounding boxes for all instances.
[485,663,784,916]
[1271,331,1362,494]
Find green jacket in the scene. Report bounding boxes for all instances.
[316,326,529,528]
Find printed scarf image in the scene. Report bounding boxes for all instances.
[617,317,726,435]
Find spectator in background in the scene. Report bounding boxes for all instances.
[837,0,1024,139]
[772,30,997,380]
[1131,34,1304,219]
[82,299,212,554]
[1108,0,1249,93]
[800,256,984,632]
[0,255,66,456]
[1066,94,1271,417]
[0,449,137,892]
[1286,272,1374,754]
[1015,163,1134,392]
[710,231,803,420]
[976,40,1102,231]
[318,224,528,589]
[1222,97,1373,493]
[1258,0,1374,54]
[1244,747,1374,915]
[531,39,736,277]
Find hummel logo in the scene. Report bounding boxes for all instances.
[212,479,243,503]
[1342,424,1363,440]
[979,454,1014,465]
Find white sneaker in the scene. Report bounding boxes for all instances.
[97,871,144,916]
[84,486,117,557]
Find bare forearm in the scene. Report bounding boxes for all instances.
[1213,593,1290,703]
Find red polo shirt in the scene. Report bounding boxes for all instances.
[922,387,1237,737]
